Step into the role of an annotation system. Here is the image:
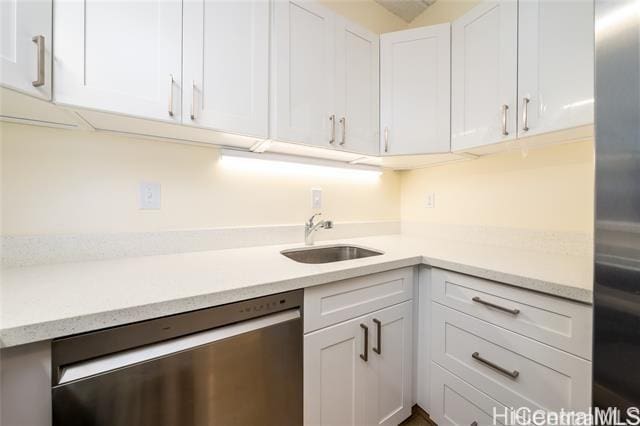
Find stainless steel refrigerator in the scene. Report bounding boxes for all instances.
[594,0,640,413]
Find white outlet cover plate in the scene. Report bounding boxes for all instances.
[425,192,435,208]
[311,188,322,209]
[140,182,161,210]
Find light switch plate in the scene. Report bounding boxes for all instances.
[425,192,435,208]
[311,188,322,210]
[140,182,161,210]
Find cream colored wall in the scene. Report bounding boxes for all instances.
[400,141,595,233]
[0,123,400,235]
[408,0,480,27]
[319,0,408,33]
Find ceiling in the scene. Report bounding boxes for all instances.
[374,0,437,23]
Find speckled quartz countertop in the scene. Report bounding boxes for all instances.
[0,235,593,348]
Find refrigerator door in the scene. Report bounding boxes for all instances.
[594,0,640,413]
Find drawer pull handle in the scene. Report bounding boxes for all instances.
[168,74,175,117]
[373,318,381,355]
[501,104,509,136]
[32,35,45,87]
[329,114,336,144]
[360,323,368,362]
[472,352,519,379]
[522,97,530,131]
[472,296,520,315]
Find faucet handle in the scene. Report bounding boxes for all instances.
[323,220,333,229]
[307,213,322,226]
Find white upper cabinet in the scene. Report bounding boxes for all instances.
[380,24,451,156]
[334,18,379,155]
[272,0,335,148]
[451,0,518,151]
[53,0,182,122]
[182,0,269,138]
[517,0,594,138]
[0,0,52,99]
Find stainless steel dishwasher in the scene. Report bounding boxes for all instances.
[51,290,303,426]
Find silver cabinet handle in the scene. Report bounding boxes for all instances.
[384,127,389,153]
[360,323,368,362]
[472,352,519,379]
[190,80,197,120]
[168,74,175,117]
[501,104,509,136]
[373,318,381,355]
[339,117,346,145]
[522,97,530,131]
[472,296,520,315]
[329,114,336,144]
[32,35,45,87]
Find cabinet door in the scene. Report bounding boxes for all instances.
[183,0,269,138]
[366,301,413,426]
[272,0,335,148]
[54,0,182,122]
[451,1,517,151]
[380,24,451,155]
[0,0,51,99]
[518,0,594,137]
[304,316,368,426]
[335,18,379,155]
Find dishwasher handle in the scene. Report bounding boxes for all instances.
[56,309,301,385]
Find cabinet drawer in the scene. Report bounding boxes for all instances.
[304,268,413,333]
[431,268,592,360]
[432,303,591,412]
[431,363,508,426]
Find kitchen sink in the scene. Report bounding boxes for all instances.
[281,244,383,264]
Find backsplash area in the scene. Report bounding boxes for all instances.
[1,221,400,267]
[1,124,593,266]
[0,123,401,235]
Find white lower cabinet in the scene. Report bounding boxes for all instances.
[425,268,593,425]
[304,280,413,426]
[304,313,368,426]
[431,363,508,426]
[365,302,414,426]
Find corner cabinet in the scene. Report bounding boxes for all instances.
[517,0,594,138]
[0,0,52,100]
[451,0,518,151]
[303,268,414,426]
[380,24,451,156]
[182,0,269,138]
[53,0,182,122]
[272,0,379,155]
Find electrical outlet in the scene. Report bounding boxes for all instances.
[140,182,161,210]
[425,192,435,208]
[311,188,322,210]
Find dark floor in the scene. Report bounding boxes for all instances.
[400,406,437,426]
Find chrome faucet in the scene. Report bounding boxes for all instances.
[305,213,333,246]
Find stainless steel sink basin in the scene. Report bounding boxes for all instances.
[281,244,383,264]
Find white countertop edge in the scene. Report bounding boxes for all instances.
[0,251,592,349]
